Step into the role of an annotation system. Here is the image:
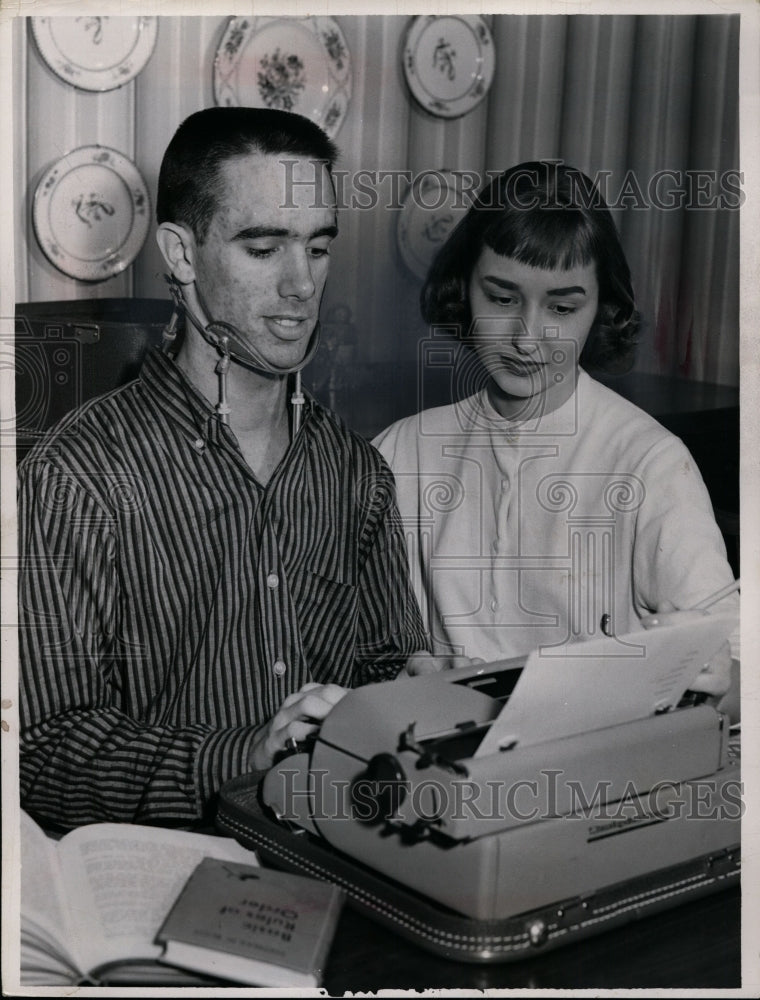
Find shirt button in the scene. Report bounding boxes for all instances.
[490,599,499,612]
[272,660,287,677]
[266,573,280,590]
[193,437,204,451]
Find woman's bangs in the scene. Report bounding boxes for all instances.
[484,208,597,272]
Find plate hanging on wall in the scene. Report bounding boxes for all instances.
[403,15,494,119]
[33,145,151,282]
[214,16,352,138]
[397,170,471,281]
[31,16,158,92]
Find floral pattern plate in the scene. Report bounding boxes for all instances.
[33,146,151,282]
[397,170,472,280]
[403,15,494,119]
[214,16,352,139]
[31,16,158,92]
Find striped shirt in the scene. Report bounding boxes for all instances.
[19,348,426,829]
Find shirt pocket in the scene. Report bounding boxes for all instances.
[295,561,359,684]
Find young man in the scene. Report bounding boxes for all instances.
[18,107,430,830]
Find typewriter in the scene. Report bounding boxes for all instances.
[219,618,740,959]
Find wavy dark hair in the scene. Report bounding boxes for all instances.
[157,107,339,245]
[421,161,640,373]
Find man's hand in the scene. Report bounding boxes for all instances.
[249,682,347,770]
[641,602,732,699]
[405,650,483,675]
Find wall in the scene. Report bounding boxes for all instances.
[13,13,740,435]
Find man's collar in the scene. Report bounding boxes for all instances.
[140,347,319,448]
[141,347,216,444]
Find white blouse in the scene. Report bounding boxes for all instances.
[374,371,738,662]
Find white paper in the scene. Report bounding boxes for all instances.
[19,811,78,975]
[474,615,735,757]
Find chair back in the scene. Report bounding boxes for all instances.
[14,298,172,464]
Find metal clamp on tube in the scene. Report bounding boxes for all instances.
[162,273,320,438]
[215,337,232,425]
[290,372,305,436]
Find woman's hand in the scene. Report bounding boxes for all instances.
[405,650,484,675]
[641,602,732,699]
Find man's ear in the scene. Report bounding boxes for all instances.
[156,222,196,284]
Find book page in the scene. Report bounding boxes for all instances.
[19,810,80,976]
[57,823,259,975]
[475,614,735,757]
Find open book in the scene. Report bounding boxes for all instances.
[19,809,261,986]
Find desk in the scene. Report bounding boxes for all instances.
[25,818,739,990]
[323,885,740,990]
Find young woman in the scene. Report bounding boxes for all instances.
[375,161,738,702]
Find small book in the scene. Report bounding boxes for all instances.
[18,809,261,986]
[156,857,345,987]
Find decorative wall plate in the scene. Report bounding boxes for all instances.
[31,16,158,92]
[33,146,151,282]
[403,15,494,119]
[214,16,352,138]
[397,170,471,281]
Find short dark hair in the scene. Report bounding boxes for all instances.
[157,107,339,244]
[421,161,640,373]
